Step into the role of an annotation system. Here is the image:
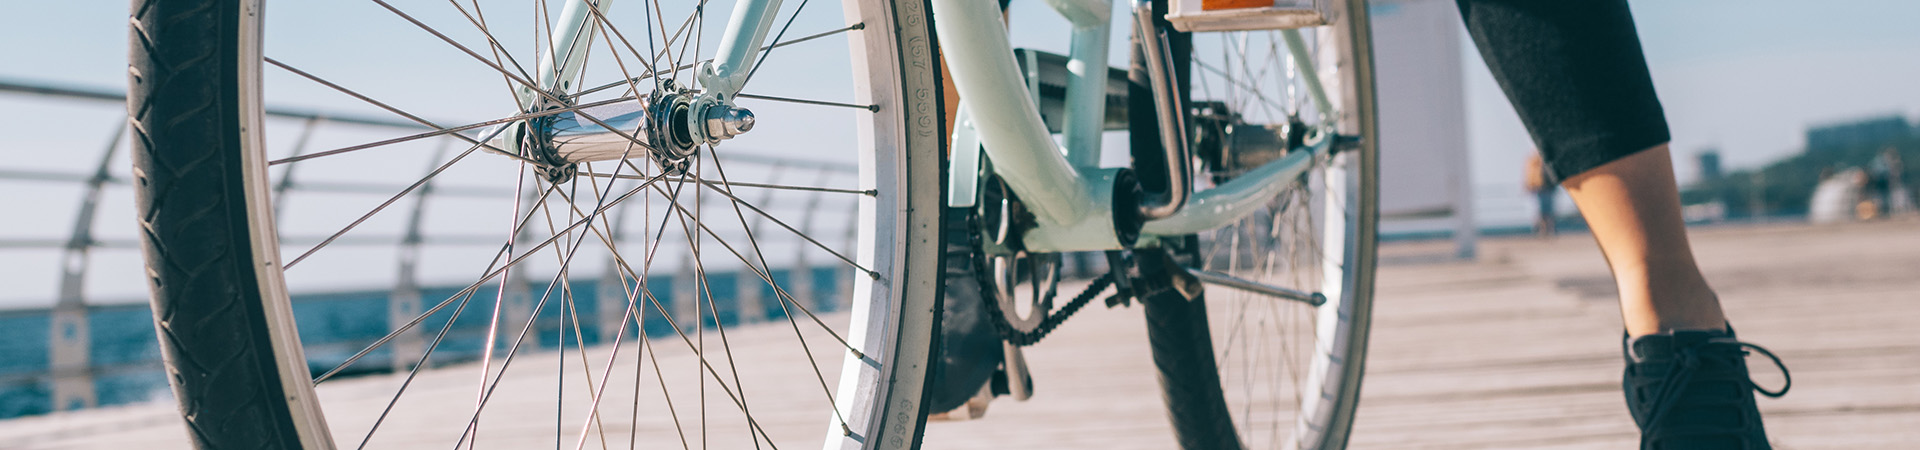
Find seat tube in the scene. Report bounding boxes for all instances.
[932,0,1137,252]
[930,0,1096,226]
[1048,0,1113,168]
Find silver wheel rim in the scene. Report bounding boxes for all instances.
[225,0,941,447]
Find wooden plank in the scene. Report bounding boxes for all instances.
[1,219,1915,448]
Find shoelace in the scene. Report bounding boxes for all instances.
[1640,338,1791,447]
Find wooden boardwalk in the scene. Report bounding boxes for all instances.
[4,219,1917,449]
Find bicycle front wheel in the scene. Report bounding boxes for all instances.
[130,0,946,448]
[1139,0,1379,448]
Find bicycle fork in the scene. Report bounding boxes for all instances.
[489,0,778,177]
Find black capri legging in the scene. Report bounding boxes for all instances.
[1457,0,1671,183]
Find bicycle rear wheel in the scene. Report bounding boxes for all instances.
[1139,0,1379,448]
[129,0,946,448]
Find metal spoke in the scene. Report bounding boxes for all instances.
[365,0,659,157]
[625,180,867,359]
[528,176,597,450]
[571,22,865,100]
[457,198,625,449]
[579,171,872,196]
[531,144,645,450]
[457,158,698,447]
[736,0,812,90]
[312,171,667,383]
[618,159,873,277]
[702,155,856,431]
[560,169,821,450]
[270,117,321,213]
[644,0,706,85]
[672,2,707,85]
[550,169,869,360]
[645,0,670,86]
[268,1,905,446]
[535,165,800,449]
[350,162,532,448]
[197,0,947,446]
[449,180,783,449]
[659,175,769,450]
[262,57,541,165]
[561,164,665,450]
[312,181,553,384]
[446,0,541,110]
[691,180,875,278]
[1193,58,1290,116]
[283,123,509,269]
[559,184,848,363]
[268,94,636,166]
[734,93,877,112]
[577,0,663,84]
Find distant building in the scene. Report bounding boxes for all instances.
[1696,149,1722,182]
[1806,114,1912,152]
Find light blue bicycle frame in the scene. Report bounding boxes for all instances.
[934,0,1340,252]
[527,0,1339,253]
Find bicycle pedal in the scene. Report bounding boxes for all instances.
[925,383,994,422]
[1000,341,1034,401]
[1127,249,1205,302]
[1168,267,1204,301]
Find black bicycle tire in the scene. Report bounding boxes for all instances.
[1138,0,1381,448]
[130,0,314,448]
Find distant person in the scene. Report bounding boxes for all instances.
[1868,146,1912,216]
[1524,154,1557,237]
[1459,1,1789,448]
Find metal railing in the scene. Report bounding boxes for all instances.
[0,78,861,416]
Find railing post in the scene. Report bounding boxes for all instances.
[732,163,787,324]
[793,170,832,311]
[50,266,94,412]
[502,267,535,350]
[598,258,630,342]
[389,137,451,372]
[735,265,766,324]
[839,205,858,311]
[674,251,700,332]
[598,200,638,343]
[271,117,323,219]
[389,252,425,371]
[498,187,541,352]
[50,120,124,411]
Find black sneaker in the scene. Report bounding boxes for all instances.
[1622,328,1791,450]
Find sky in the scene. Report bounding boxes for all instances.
[2,0,1918,306]
[9,1,1918,176]
[1482,0,1920,182]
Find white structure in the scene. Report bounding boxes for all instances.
[1810,169,1868,224]
[1369,0,1476,258]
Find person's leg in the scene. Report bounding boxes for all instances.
[1562,145,1726,336]
[1458,1,1786,448]
[1455,0,1722,336]
[1535,188,1557,238]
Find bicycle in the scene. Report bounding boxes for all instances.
[128,0,1376,448]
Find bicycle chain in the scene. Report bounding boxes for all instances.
[975,260,1117,347]
[957,181,1121,347]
